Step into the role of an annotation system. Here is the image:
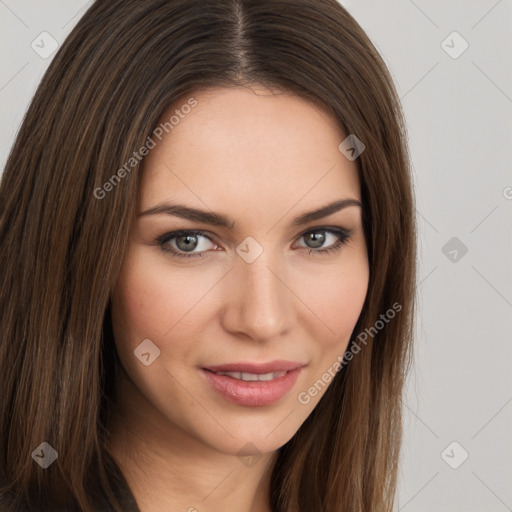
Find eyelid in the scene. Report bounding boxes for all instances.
[158,225,351,243]
[156,229,219,250]
[298,224,352,237]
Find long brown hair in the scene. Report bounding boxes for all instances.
[0,1,417,510]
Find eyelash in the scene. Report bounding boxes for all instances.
[156,227,353,260]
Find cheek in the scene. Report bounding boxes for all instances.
[298,257,369,343]
[326,271,367,333]
[111,251,206,351]
[294,259,369,401]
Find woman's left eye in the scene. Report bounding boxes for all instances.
[294,228,353,256]
[156,227,352,259]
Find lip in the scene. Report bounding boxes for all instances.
[202,360,305,374]
[199,365,305,407]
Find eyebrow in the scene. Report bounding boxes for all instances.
[138,198,363,229]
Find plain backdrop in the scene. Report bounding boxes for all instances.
[1,1,511,510]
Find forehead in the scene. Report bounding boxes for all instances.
[139,86,361,222]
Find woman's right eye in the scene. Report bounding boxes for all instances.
[156,231,218,259]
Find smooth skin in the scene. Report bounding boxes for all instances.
[108,86,370,512]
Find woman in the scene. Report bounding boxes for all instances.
[0,0,417,510]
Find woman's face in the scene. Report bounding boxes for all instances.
[111,86,369,457]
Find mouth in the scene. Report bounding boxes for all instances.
[202,360,305,375]
[204,370,288,382]
[199,361,306,407]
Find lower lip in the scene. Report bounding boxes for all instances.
[200,367,303,407]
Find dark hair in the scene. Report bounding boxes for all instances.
[0,0,417,510]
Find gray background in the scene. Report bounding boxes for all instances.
[1,1,511,510]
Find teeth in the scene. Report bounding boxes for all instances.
[257,372,276,381]
[216,371,287,381]
[241,372,258,381]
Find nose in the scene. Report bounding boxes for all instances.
[220,250,293,342]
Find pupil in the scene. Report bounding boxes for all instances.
[176,234,198,252]
[306,232,325,248]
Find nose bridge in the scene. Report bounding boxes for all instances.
[225,246,291,340]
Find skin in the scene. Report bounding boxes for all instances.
[108,85,370,512]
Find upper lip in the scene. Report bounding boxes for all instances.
[202,360,306,374]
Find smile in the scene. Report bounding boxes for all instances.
[199,366,304,407]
